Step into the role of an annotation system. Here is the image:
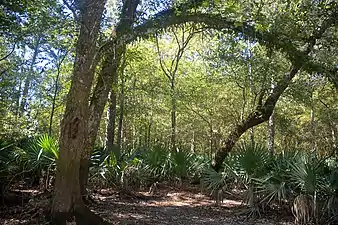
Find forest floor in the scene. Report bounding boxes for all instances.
[0,182,294,225]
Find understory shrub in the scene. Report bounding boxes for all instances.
[91,145,210,189]
[202,142,338,224]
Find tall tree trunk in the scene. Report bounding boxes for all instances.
[106,90,120,156]
[209,126,214,157]
[15,78,22,117]
[105,76,118,154]
[147,116,152,148]
[117,72,125,152]
[51,0,107,224]
[267,77,275,155]
[190,130,195,152]
[311,103,317,156]
[171,80,177,151]
[247,39,255,145]
[333,125,338,159]
[49,66,60,136]
[267,110,275,155]
[79,0,140,197]
[20,35,41,115]
[155,27,195,151]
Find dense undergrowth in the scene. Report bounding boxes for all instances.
[0,135,337,224]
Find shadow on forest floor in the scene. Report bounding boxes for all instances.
[0,182,294,225]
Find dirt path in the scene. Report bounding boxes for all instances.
[92,184,293,225]
[0,184,293,225]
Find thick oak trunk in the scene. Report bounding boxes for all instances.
[51,0,106,224]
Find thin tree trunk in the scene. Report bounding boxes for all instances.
[333,125,338,159]
[106,91,117,147]
[51,0,107,224]
[311,105,317,156]
[267,110,275,155]
[171,80,176,151]
[247,39,255,145]
[267,77,275,155]
[49,53,67,136]
[105,76,118,154]
[147,117,152,148]
[155,27,195,151]
[310,82,317,157]
[332,126,337,152]
[16,78,22,117]
[190,130,195,152]
[117,72,125,153]
[210,126,214,157]
[49,67,60,136]
[20,35,41,114]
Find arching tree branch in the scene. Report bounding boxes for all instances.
[211,5,338,171]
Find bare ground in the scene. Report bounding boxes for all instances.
[0,183,294,225]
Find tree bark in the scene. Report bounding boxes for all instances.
[333,125,338,159]
[267,77,276,155]
[48,64,61,137]
[247,39,255,145]
[105,77,118,155]
[117,71,125,153]
[267,110,275,155]
[171,80,177,151]
[147,117,152,148]
[79,0,140,197]
[311,105,317,156]
[51,0,107,224]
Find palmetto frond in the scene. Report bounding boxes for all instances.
[201,166,226,192]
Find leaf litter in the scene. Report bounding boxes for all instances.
[0,182,293,225]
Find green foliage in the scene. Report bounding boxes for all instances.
[201,166,226,193]
[91,145,210,188]
[233,143,273,180]
[17,135,58,172]
[202,143,338,223]
[0,140,19,186]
